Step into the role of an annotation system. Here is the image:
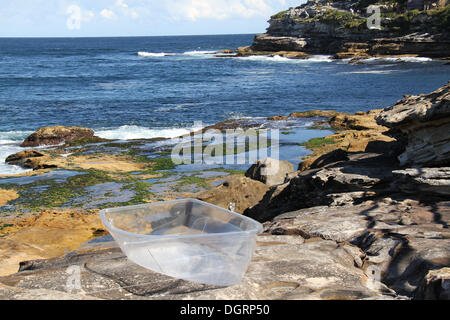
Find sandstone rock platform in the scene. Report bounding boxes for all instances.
[0,235,401,300]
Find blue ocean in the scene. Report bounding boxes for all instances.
[0,34,448,174]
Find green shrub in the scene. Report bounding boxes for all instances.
[319,9,367,29]
[271,10,288,20]
[429,5,450,28]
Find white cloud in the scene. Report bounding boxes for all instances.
[65,4,94,30]
[127,10,140,19]
[116,0,129,8]
[98,0,140,20]
[166,0,277,21]
[117,1,140,20]
[100,9,117,20]
[82,10,95,22]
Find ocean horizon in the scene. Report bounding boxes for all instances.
[0,33,257,39]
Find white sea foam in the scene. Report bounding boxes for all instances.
[0,146,31,176]
[0,139,18,145]
[340,70,397,75]
[238,54,431,64]
[137,52,169,57]
[95,125,203,140]
[137,50,218,58]
[183,50,217,56]
[363,56,433,63]
[0,130,33,142]
[227,112,249,120]
[236,54,333,63]
[392,56,432,62]
[237,55,287,63]
[155,103,193,112]
[96,83,132,88]
[307,55,333,62]
[0,131,34,176]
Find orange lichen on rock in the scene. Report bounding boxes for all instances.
[5,152,149,173]
[0,189,19,207]
[0,210,106,276]
[298,109,396,171]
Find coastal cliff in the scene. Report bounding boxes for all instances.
[248,0,450,59]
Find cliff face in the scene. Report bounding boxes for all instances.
[251,0,450,58]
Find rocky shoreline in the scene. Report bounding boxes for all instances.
[248,82,450,299]
[228,0,450,62]
[0,82,448,300]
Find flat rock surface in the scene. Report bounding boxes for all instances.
[265,198,450,298]
[0,210,105,276]
[0,235,399,300]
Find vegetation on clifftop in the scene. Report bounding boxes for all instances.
[430,5,450,28]
[273,8,367,30]
[320,9,367,29]
[270,2,450,31]
[380,5,450,31]
[271,9,289,20]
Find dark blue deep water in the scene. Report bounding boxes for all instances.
[0,34,448,174]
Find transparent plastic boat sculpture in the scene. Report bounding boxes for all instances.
[100,199,264,286]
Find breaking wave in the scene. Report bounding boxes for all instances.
[137,52,170,57]
[0,130,34,176]
[95,125,203,140]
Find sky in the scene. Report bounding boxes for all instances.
[0,0,305,37]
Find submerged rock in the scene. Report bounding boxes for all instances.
[5,150,45,169]
[5,150,56,170]
[21,126,95,147]
[5,150,147,172]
